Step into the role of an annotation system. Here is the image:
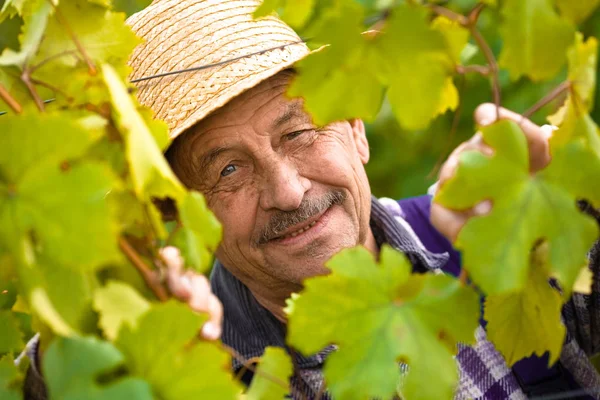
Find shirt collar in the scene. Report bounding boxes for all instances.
[210,196,448,370]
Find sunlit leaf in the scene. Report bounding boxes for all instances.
[245,347,293,400]
[435,120,599,294]
[373,4,458,130]
[555,0,600,24]
[93,281,150,341]
[44,336,153,400]
[485,243,566,366]
[499,0,575,81]
[116,301,242,399]
[103,63,184,201]
[0,310,23,354]
[287,246,479,400]
[174,191,222,272]
[0,355,21,400]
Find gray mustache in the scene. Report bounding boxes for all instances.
[255,189,347,245]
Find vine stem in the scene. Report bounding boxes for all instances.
[221,344,290,389]
[469,28,501,120]
[429,2,502,120]
[30,49,80,73]
[118,237,169,301]
[522,81,571,120]
[459,268,469,286]
[0,83,23,113]
[456,64,490,76]
[50,1,97,75]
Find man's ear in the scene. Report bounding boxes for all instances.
[350,118,369,164]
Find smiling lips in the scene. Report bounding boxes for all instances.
[278,220,318,240]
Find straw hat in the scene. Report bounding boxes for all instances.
[126,0,310,140]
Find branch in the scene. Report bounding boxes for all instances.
[50,2,97,75]
[456,64,490,76]
[0,83,23,113]
[467,3,486,25]
[470,28,501,120]
[459,268,469,286]
[427,4,468,25]
[29,77,70,99]
[221,344,290,389]
[30,49,80,73]
[522,81,571,120]
[21,69,44,112]
[429,2,502,119]
[118,237,169,301]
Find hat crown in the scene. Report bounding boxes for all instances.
[127,0,309,139]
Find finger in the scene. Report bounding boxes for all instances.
[431,200,492,242]
[474,103,551,171]
[438,139,493,184]
[187,274,211,312]
[200,294,223,341]
[162,247,190,299]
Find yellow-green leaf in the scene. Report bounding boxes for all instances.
[245,347,293,400]
[93,281,150,340]
[287,246,479,400]
[485,244,566,366]
[499,0,575,81]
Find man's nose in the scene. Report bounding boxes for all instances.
[259,156,311,211]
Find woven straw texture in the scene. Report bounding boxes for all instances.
[126,0,310,139]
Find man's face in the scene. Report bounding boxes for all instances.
[170,71,372,293]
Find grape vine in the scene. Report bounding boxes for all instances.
[1,0,600,399]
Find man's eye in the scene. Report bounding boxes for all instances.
[220,164,237,177]
[285,130,305,140]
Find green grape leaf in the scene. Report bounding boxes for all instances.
[288,3,384,125]
[373,4,458,130]
[0,0,51,66]
[112,0,153,17]
[0,310,24,353]
[0,254,18,310]
[287,246,479,400]
[499,0,575,81]
[0,114,120,270]
[555,0,600,24]
[245,347,292,400]
[0,66,33,113]
[0,355,22,400]
[174,191,222,272]
[254,0,315,29]
[102,63,184,201]
[34,0,139,68]
[44,336,153,400]
[432,16,470,65]
[93,281,150,340]
[485,243,566,366]
[116,301,241,400]
[0,113,99,181]
[549,34,598,128]
[434,120,599,294]
[254,0,280,18]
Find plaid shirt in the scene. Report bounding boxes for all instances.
[22,197,600,399]
[212,196,600,399]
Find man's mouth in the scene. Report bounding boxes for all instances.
[269,207,332,244]
[275,220,319,240]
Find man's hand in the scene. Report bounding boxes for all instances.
[160,246,223,341]
[431,103,554,242]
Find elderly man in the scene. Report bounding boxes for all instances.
[23,0,600,399]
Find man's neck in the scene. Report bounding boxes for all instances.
[252,227,379,323]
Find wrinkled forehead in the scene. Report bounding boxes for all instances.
[165,70,309,161]
[195,69,300,133]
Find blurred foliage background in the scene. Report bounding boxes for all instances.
[2,0,600,199]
